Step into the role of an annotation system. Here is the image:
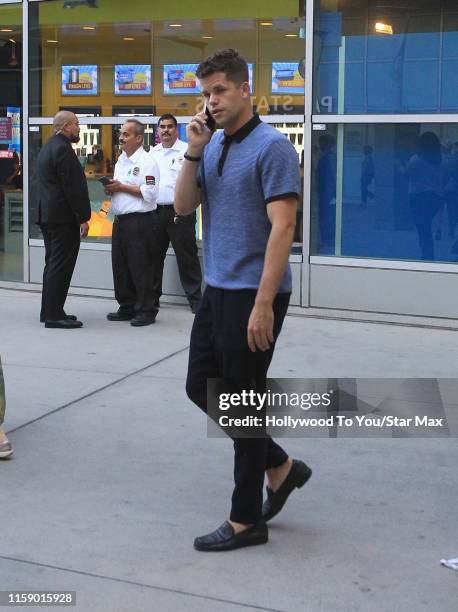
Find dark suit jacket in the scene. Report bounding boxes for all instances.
[37,133,91,225]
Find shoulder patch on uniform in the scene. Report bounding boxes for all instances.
[145,175,156,185]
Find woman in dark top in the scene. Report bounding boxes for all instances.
[405,132,444,261]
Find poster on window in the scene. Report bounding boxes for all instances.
[271,62,304,94]
[7,107,20,152]
[163,64,200,95]
[62,65,98,96]
[163,63,254,95]
[0,118,12,144]
[114,65,151,95]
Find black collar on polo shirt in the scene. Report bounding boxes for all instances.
[218,113,261,176]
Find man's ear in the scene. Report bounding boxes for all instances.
[240,81,251,99]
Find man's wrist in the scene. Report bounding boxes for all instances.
[186,146,204,158]
[255,295,274,307]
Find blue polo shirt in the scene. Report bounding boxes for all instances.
[198,114,300,292]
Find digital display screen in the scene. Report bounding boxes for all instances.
[62,65,98,96]
[163,63,254,95]
[114,65,152,95]
[163,64,200,95]
[271,62,304,94]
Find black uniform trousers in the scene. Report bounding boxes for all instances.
[151,206,202,310]
[186,286,290,524]
[40,222,81,321]
[111,212,160,317]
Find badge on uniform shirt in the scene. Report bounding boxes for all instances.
[145,176,156,185]
[133,167,140,176]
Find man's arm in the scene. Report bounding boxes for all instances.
[56,145,91,223]
[247,198,297,353]
[174,112,212,215]
[105,157,160,203]
[104,182,141,198]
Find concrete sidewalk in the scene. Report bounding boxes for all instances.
[0,287,457,612]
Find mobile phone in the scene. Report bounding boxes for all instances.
[204,103,216,132]
[98,176,112,186]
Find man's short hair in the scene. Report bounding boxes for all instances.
[196,48,249,86]
[158,113,177,127]
[124,119,145,137]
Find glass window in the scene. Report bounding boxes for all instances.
[29,1,306,118]
[29,121,160,244]
[314,0,458,114]
[0,3,23,281]
[311,122,458,263]
[29,119,304,247]
[29,1,306,249]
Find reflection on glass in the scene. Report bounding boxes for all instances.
[30,119,305,246]
[29,1,306,117]
[311,123,458,263]
[28,0,306,248]
[314,0,458,114]
[0,4,23,281]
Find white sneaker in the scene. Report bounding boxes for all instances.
[0,440,13,459]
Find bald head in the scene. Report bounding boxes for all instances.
[53,111,80,143]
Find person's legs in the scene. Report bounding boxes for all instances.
[361,176,368,205]
[186,286,220,409]
[40,225,52,321]
[40,224,80,321]
[217,291,290,526]
[0,356,13,459]
[410,192,442,261]
[111,218,137,314]
[151,207,172,311]
[168,211,202,311]
[124,214,160,320]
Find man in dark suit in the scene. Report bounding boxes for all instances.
[37,111,91,328]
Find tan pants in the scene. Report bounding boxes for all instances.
[0,357,5,426]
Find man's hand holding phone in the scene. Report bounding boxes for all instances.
[186,104,215,155]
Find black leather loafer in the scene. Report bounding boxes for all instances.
[45,319,83,329]
[106,311,134,321]
[40,313,77,323]
[194,520,268,552]
[262,459,312,522]
[130,314,156,327]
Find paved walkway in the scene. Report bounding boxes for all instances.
[1,288,457,611]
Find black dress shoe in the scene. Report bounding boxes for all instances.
[106,311,134,321]
[40,313,77,323]
[130,313,156,327]
[45,319,83,329]
[262,460,312,522]
[194,521,268,552]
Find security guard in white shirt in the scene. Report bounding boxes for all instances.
[151,114,202,314]
[105,119,161,326]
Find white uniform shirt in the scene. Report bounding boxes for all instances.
[110,146,160,215]
[150,138,187,205]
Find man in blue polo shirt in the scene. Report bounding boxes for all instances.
[175,49,312,552]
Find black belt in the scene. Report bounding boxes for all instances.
[115,211,154,221]
[157,203,175,208]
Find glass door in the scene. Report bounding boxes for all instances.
[0,2,22,281]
